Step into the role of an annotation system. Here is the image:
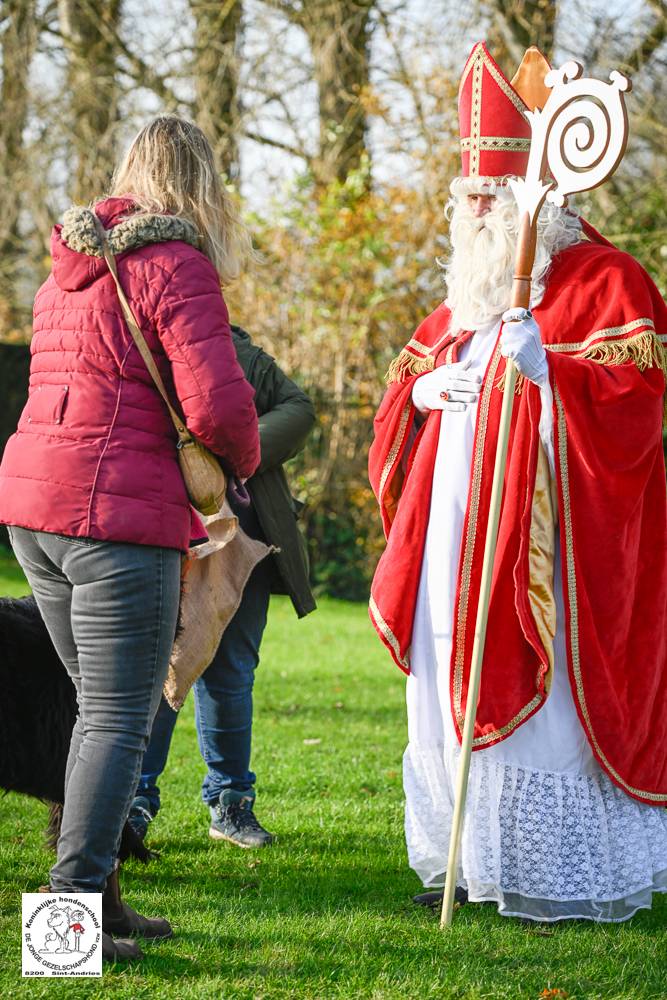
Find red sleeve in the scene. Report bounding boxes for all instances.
[155,255,260,480]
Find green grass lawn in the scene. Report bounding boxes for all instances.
[0,555,664,999]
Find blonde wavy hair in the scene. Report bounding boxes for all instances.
[109,115,253,285]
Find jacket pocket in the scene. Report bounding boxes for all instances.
[26,384,69,425]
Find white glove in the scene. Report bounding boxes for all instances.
[500,308,548,387]
[411,361,482,415]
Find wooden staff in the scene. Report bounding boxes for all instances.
[439,216,532,927]
[440,59,631,929]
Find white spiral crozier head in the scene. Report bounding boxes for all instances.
[510,62,631,224]
[543,63,631,208]
[441,179,582,334]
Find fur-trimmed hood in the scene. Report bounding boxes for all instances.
[51,196,201,292]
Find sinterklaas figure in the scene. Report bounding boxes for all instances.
[369,41,667,923]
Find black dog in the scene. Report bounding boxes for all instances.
[0,594,149,862]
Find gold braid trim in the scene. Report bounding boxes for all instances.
[385,349,435,385]
[378,402,412,499]
[472,693,542,747]
[369,595,409,671]
[494,330,666,411]
[545,317,654,354]
[453,343,503,723]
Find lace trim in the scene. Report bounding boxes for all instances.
[404,742,667,921]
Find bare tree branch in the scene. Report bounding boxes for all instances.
[619,1,667,74]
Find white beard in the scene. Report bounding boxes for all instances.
[443,188,582,334]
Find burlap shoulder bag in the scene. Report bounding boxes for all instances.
[165,515,271,709]
[99,230,226,517]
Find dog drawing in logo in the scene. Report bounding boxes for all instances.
[38,931,60,954]
[40,906,71,954]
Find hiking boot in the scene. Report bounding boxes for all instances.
[208,789,274,848]
[127,795,154,842]
[102,865,173,940]
[412,887,469,908]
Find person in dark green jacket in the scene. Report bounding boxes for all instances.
[129,326,316,847]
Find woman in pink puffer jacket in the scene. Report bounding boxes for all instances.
[0,116,260,961]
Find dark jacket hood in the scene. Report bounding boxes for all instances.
[50,196,200,292]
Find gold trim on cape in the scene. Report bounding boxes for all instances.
[469,692,543,747]
[452,343,500,726]
[378,402,412,499]
[385,331,452,384]
[452,345,553,747]
[544,318,655,354]
[385,351,433,384]
[575,329,667,376]
[369,595,409,671]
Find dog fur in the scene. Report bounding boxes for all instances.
[0,594,150,862]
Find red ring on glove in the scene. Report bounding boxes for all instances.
[439,391,449,401]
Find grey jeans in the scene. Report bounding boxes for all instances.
[9,527,181,893]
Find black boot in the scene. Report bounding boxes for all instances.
[102,931,144,961]
[102,865,173,940]
[412,887,469,908]
[38,884,143,961]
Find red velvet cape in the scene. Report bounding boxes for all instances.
[369,240,667,805]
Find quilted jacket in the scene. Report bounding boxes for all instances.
[0,197,260,551]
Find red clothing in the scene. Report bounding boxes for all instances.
[369,240,667,805]
[0,198,259,551]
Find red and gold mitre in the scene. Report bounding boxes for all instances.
[458,42,551,180]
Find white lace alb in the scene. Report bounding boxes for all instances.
[404,741,667,920]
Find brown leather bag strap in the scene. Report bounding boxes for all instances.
[95,218,192,446]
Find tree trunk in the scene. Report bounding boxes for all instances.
[300,0,374,187]
[0,0,38,337]
[58,0,122,202]
[190,0,243,183]
[484,0,557,69]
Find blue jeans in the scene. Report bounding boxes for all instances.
[8,527,181,892]
[137,559,271,812]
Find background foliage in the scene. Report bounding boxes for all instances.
[1,0,666,598]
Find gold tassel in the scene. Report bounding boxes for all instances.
[385,350,435,384]
[579,329,667,377]
[579,330,667,426]
[495,369,525,395]
[495,331,666,409]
